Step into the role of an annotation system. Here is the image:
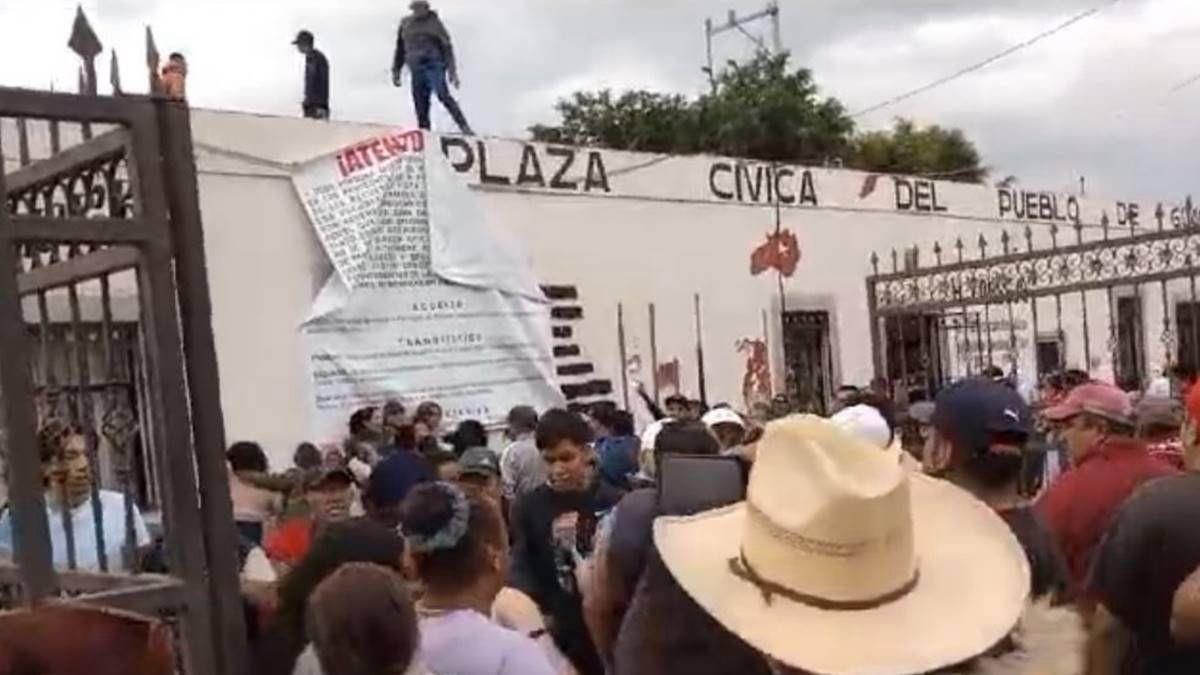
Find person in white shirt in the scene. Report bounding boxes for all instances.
[0,419,149,572]
[500,406,546,500]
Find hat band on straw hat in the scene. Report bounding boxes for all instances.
[729,551,920,609]
[739,492,919,605]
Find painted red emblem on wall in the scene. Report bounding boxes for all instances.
[736,339,771,409]
[750,229,800,278]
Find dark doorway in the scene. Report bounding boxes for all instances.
[782,311,833,414]
[1036,334,1064,378]
[1115,295,1145,390]
[1178,301,1200,375]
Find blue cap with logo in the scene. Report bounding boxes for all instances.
[931,378,1032,456]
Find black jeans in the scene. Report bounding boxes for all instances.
[302,104,329,120]
[411,59,470,133]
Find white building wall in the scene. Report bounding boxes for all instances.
[183,109,1187,467]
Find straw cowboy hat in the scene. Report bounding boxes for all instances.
[654,415,1029,674]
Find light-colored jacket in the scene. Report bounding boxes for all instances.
[501,434,547,500]
[292,644,430,675]
[945,601,1085,675]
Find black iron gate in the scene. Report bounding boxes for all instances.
[0,88,245,673]
[866,213,1200,398]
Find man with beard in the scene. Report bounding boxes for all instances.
[509,409,622,675]
[0,419,149,572]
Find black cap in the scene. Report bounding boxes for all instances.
[292,30,314,45]
[303,466,353,491]
[458,447,500,478]
[931,378,1032,456]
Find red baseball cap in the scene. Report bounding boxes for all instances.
[1042,382,1132,424]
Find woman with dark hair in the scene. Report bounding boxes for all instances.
[400,482,558,675]
[346,407,385,467]
[293,563,426,675]
[227,441,282,545]
[449,419,488,457]
[414,401,443,433]
[252,519,405,675]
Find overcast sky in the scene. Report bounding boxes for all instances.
[2,0,1199,198]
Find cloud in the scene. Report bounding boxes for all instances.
[1,0,1197,199]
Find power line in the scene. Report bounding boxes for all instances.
[1169,71,1200,94]
[850,1,1121,118]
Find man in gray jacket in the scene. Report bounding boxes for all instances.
[391,1,473,134]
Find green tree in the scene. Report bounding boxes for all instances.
[530,53,986,182]
[851,119,987,183]
[700,53,854,163]
[528,90,702,154]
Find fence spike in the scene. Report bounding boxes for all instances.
[1049,222,1059,249]
[1073,217,1085,243]
[1156,202,1166,231]
[1187,195,1195,228]
[977,233,988,258]
[933,240,943,266]
[955,237,965,263]
[1100,211,1110,240]
[870,251,879,275]
[891,248,898,273]
[1000,230,1011,255]
[1024,225,1034,252]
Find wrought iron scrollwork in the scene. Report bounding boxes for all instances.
[870,227,1200,314]
[7,152,134,274]
[6,155,133,221]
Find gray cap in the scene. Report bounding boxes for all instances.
[1135,396,1183,430]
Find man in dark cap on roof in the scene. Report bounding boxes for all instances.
[292,29,330,120]
[391,1,473,134]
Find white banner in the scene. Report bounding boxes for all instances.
[293,130,565,441]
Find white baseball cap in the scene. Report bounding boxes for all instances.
[830,404,891,449]
[702,408,746,429]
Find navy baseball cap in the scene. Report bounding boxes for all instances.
[931,378,1032,456]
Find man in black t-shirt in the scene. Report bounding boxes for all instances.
[1090,472,1200,673]
[923,378,1072,603]
[509,409,623,675]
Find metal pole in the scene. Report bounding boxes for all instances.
[617,304,630,410]
[155,100,248,673]
[694,293,709,404]
[0,130,57,601]
[648,304,660,405]
[704,18,716,93]
[866,279,883,379]
[770,1,783,55]
[762,308,774,397]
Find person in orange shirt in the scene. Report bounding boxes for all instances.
[264,467,354,575]
[160,52,187,101]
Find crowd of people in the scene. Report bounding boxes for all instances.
[5,364,1200,674]
[215,362,1200,674]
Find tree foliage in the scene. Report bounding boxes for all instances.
[850,118,986,183]
[530,53,986,183]
[528,90,702,155]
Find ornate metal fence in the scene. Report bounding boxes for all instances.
[0,41,245,675]
[866,211,1200,398]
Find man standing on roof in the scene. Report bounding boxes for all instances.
[292,30,330,120]
[391,1,473,135]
